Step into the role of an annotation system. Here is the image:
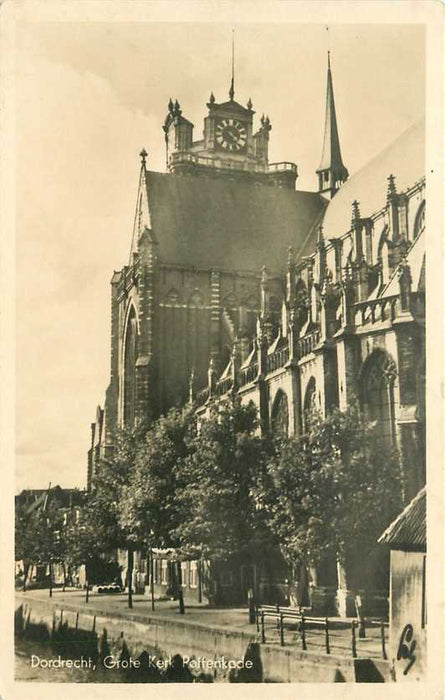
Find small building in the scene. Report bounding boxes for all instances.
[378,487,426,682]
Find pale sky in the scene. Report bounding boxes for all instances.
[15,20,425,492]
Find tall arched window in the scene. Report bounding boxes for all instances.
[361,350,397,446]
[303,377,317,429]
[123,306,138,427]
[413,200,425,239]
[271,390,289,437]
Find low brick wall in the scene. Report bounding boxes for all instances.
[16,595,389,683]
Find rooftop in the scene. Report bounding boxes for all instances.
[144,171,326,274]
[321,118,425,239]
[378,487,426,551]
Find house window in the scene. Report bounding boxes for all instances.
[190,561,198,588]
[153,559,160,585]
[161,560,168,586]
[181,561,188,587]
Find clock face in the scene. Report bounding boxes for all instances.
[215,118,247,152]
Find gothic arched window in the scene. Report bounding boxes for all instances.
[123,306,138,427]
[164,288,181,306]
[188,289,204,307]
[413,200,425,239]
[303,376,317,428]
[360,350,397,446]
[223,292,238,310]
[271,390,289,437]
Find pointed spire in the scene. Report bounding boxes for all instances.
[316,52,349,197]
[139,148,148,168]
[208,357,217,396]
[209,91,215,104]
[229,28,235,100]
[247,97,252,110]
[260,265,268,317]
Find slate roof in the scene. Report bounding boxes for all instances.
[145,172,326,274]
[321,118,425,239]
[378,487,426,551]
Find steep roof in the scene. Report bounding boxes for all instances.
[378,487,426,551]
[144,172,326,274]
[384,230,425,297]
[321,118,425,238]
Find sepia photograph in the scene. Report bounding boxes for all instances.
[2,1,443,696]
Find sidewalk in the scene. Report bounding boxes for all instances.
[18,587,250,630]
[16,587,386,660]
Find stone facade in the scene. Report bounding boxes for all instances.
[88,60,426,615]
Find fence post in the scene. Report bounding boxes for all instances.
[92,615,96,633]
[75,611,79,630]
[280,613,284,647]
[325,617,330,655]
[300,613,307,651]
[351,620,357,658]
[381,621,387,660]
[261,611,266,644]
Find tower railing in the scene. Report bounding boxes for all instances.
[168,151,297,176]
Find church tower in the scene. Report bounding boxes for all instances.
[316,52,349,199]
[162,80,297,188]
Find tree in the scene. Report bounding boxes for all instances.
[15,503,39,591]
[258,404,403,592]
[28,502,66,596]
[173,399,274,574]
[119,407,194,608]
[87,421,148,607]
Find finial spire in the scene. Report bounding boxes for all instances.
[140,148,148,167]
[327,50,331,70]
[351,200,361,225]
[229,28,235,100]
[387,173,397,197]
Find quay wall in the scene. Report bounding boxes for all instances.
[16,595,389,683]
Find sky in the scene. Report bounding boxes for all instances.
[14,19,425,492]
